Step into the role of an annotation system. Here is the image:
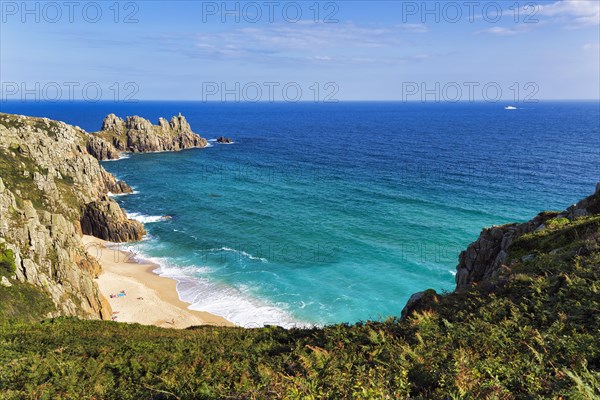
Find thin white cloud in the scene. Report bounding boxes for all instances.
[476,1,598,36]
[480,27,522,36]
[194,23,418,53]
[173,22,429,65]
[397,24,429,33]
[538,0,600,28]
[583,43,600,51]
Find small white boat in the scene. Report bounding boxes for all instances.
[504,106,517,110]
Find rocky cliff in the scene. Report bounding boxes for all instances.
[402,182,600,317]
[88,113,208,160]
[0,113,145,320]
[455,183,600,289]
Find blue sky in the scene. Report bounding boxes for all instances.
[1,0,599,101]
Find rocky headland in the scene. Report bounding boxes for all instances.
[88,113,208,160]
[0,113,149,320]
[0,111,213,322]
[402,182,600,318]
[454,183,599,290]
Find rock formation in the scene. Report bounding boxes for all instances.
[90,113,208,160]
[455,184,600,290]
[81,196,144,242]
[0,113,145,320]
[87,135,121,161]
[402,183,600,318]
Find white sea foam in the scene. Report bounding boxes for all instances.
[135,254,309,328]
[182,277,308,328]
[208,139,235,145]
[197,247,269,263]
[108,190,138,197]
[126,212,171,224]
[219,247,268,262]
[103,153,130,162]
[112,206,309,327]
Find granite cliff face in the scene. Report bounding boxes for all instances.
[87,135,120,161]
[81,196,145,242]
[0,113,145,319]
[455,183,600,289]
[89,113,208,160]
[402,183,600,318]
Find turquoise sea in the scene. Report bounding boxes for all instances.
[2,101,599,326]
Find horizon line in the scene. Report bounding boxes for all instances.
[1,99,599,104]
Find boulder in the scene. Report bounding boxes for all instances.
[107,180,133,195]
[400,289,439,319]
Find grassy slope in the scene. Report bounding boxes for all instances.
[0,214,598,399]
[0,244,56,324]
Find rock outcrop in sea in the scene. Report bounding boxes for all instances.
[0,113,145,319]
[88,113,208,160]
[217,136,233,144]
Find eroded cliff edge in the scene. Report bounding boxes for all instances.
[0,113,146,320]
[402,182,600,317]
[454,183,600,289]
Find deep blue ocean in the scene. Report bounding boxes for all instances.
[1,101,599,326]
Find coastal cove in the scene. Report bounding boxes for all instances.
[1,106,599,398]
[3,101,597,326]
[3,2,599,395]
[83,235,232,328]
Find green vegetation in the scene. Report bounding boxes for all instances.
[0,113,64,136]
[0,148,47,211]
[0,281,55,324]
[94,128,128,151]
[0,243,55,324]
[510,215,600,259]
[0,243,16,276]
[0,146,80,221]
[0,115,27,131]
[546,217,571,230]
[0,214,598,399]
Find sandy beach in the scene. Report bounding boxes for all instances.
[83,235,233,329]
